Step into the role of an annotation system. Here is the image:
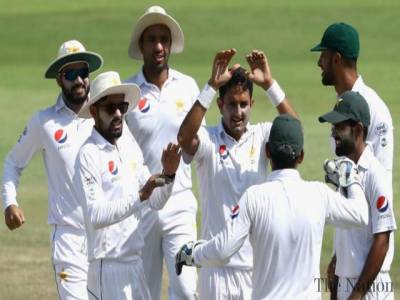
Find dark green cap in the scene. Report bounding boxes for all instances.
[269,114,303,158]
[318,91,370,127]
[310,22,359,59]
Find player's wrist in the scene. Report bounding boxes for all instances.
[162,169,176,181]
[265,80,285,107]
[198,83,217,109]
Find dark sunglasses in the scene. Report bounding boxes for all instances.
[97,102,129,115]
[61,67,89,81]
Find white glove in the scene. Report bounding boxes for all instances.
[336,157,359,187]
[175,240,205,275]
[323,159,339,188]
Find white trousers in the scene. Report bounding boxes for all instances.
[141,189,198,300]
[50,225,89,300]
[199,267,252,300]
[337,272,394,300]
[87,258,151,300]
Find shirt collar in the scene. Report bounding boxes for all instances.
[351,75,364,92]
[54,93,80,117]
[217,121,252,142]
[90,127,116,151]
[267,169,301,182]
[136,68,179,88]
[357,142,373,171]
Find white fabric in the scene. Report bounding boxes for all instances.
[337,272,394,300]
[87,258,151,300]
[199,267,252,300]
[193,169,369,300]
[51,225,88,300]
[2,95,92,227]
[75,127,173,262]
[335,145,397,277]
[265,80,285,107]
[351,75,393,178]
[191,122,271,269]
[197,83,217,109]
[124,68,199,299]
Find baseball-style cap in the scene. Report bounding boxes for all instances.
[318,91,370,127]
[79,71,140,119]
[128,6,184,60]
[310,22,359,59]
[268,114,303,158]
[45,40,103,78]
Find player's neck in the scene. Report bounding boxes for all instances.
[62,97,86,114]
[142,66,169,90]
[334,69,358,95]
[348,143,366,164]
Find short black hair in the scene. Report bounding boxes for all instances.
[219,67,253,99]
[269,144,299,169]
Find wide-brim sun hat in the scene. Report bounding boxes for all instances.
[128,5,184,60]
[79,71,141,119]
[45,40,103,78]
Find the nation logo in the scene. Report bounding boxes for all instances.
[108,161,119,175]
[376,196,389,213]
[230,204,240,219]
[54,129,68,144]
[138,98,150,113]
[219,145,229,160]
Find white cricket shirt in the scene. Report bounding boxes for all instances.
[76,127,173,262]
[193,169,369,300]
[2,95,93,228]
[191,122,271,269]
[352,76,393,177]
[334,145,397,277]
[124,68,199,198]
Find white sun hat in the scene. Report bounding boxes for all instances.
[79,71,141,119]
[45,40,103,78]
[128,5,184,60]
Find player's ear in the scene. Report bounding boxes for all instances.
[297,149,304,165]
[217,97,223,113]
[89,105,97,119]
[56,74,62,88]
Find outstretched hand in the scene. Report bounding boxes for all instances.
[161,142,182,176]
[208,48,240,90]
[246,49,274,90]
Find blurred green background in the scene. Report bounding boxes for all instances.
[0,0,398,298]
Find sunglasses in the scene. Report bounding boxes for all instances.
[97,102,129,115]
[61,67,89,81]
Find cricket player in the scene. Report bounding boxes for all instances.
[175,114,370,300]
[1,40,102,299]
[177,48,296,299]
[319,91,397,299]
[124,6,199,299]
[311,22,393,180]
[75,71,181,300]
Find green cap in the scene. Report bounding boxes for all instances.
[318,91,370,127]
[269,114,303,158]
[310,22,359,59]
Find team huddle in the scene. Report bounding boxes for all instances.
[1,5,396,300]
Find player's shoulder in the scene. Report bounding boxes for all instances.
[357,82,392,119]
[124,72,141,85]
[169,68,198,87]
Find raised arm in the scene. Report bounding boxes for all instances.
[177,48,238,155]
[246,49,297,118]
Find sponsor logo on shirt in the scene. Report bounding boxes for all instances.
[375,122,388,136]
[231,204,240,219]
[54,129,68,144]
[108,161,119,175]
[376,196,389,213]
[138,98,150,113]
[219,145,229,160]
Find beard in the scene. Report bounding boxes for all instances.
[96,116,123,144]
[335,135,356,156]
[62,83,89,105]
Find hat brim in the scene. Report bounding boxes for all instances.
[128,12,184,60]
[45,52,103,78]
[310,43,327,52]
[318,111,351,124]
[79,84,141,119]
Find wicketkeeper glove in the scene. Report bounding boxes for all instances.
[323,159,340,188]
[175,240,205,276]
[336,157,359,188]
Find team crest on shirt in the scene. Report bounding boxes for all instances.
[108,161,119,175]
[175,99,185,113]
[375,122,388,136]
[219,145,229,160]
[54,129,68,144]
[376,196,389,213]
[138,98,150,113]
[230,204,240,219]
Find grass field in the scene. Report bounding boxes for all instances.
[0,0,399,298]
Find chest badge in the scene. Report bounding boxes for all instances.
[219,144,229,160]
[175,99,185,113]
[230,204,240,219]
[54,129,68,144]
[108,161,119,175]
[138,98,150,113]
